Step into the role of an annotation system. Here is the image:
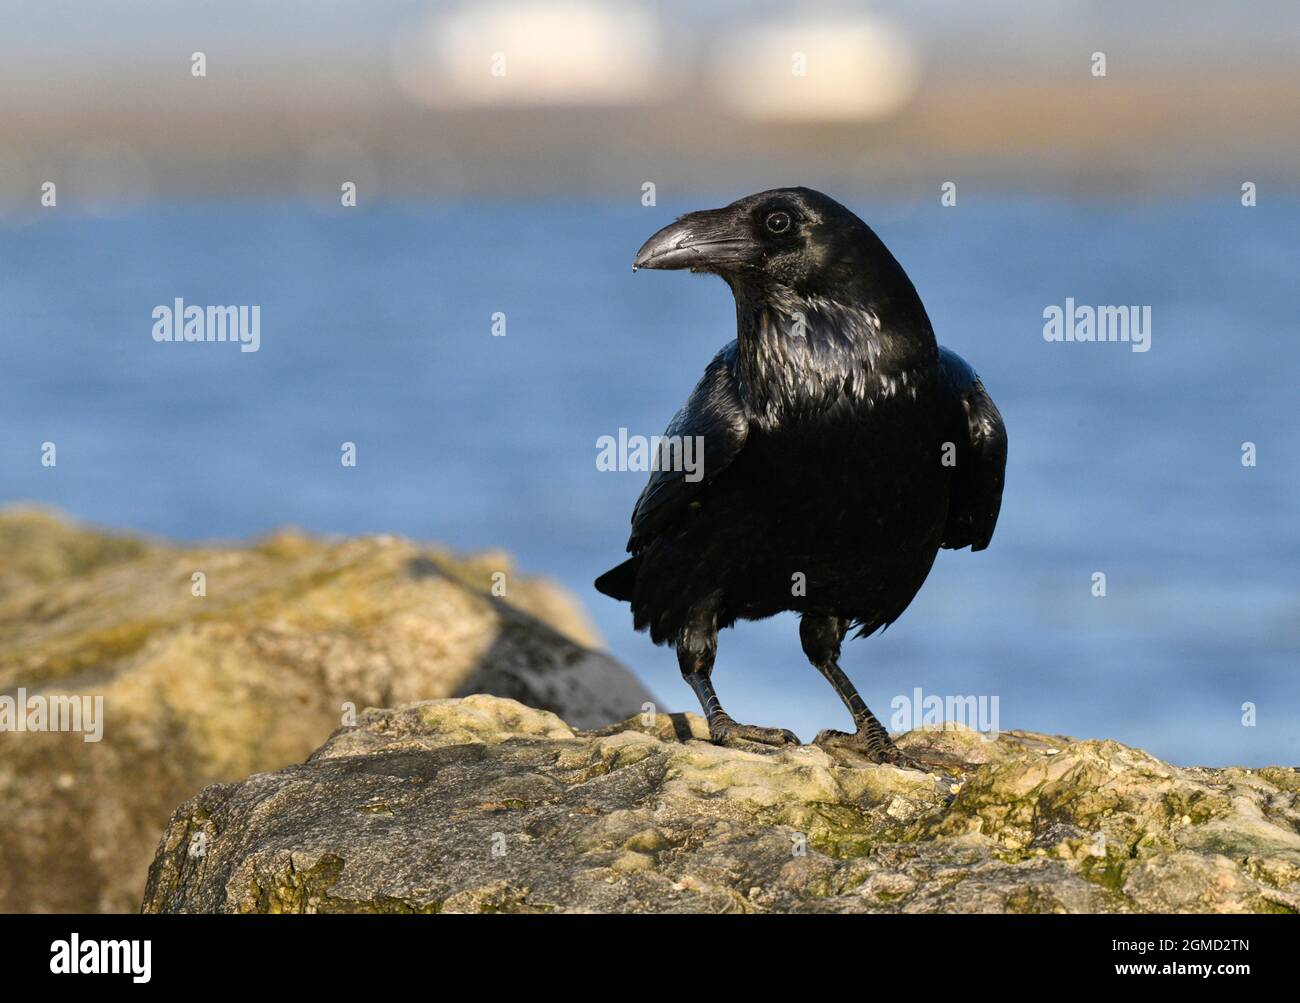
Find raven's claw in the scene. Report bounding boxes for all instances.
[813,727,921,768]
[709,715,800,748]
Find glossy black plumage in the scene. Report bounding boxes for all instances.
[595,188,1007,761]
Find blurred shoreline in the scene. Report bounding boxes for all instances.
[3,1,1297,205]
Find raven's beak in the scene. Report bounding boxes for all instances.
[632,209,751,272]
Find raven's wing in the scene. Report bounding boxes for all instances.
[938,347,1007,552]
[627,341,749,553]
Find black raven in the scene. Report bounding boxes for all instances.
[595,188,1007,764]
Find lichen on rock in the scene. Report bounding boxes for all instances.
[142,694,1300,914]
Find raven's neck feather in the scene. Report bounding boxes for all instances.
[731,287,938,426]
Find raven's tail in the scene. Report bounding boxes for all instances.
[594,556,639,602]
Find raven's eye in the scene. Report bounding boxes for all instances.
[765,211,792,234]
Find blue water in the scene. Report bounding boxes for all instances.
[1,196,1296,767]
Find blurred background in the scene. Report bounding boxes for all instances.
[0,0,1296,765]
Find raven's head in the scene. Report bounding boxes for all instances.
[632,187,899,305]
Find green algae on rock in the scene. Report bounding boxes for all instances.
[142,695,1300,914]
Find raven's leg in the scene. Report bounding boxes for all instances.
[799,615,913,766]
[678,611,799,748]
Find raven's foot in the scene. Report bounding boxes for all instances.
[813,723,920,769]
[709,713,800,748]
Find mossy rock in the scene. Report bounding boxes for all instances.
[142,696,1300,914]
[0,508,652,913]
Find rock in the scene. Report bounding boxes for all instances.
[0,509,653,912]
[143,695,1300,914]
[0,508,152,598]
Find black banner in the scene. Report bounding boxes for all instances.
[0,912,1285,989]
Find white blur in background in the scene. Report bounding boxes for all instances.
[712,17,920,122]
[391,0,668,108]
[389,2,919,122]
